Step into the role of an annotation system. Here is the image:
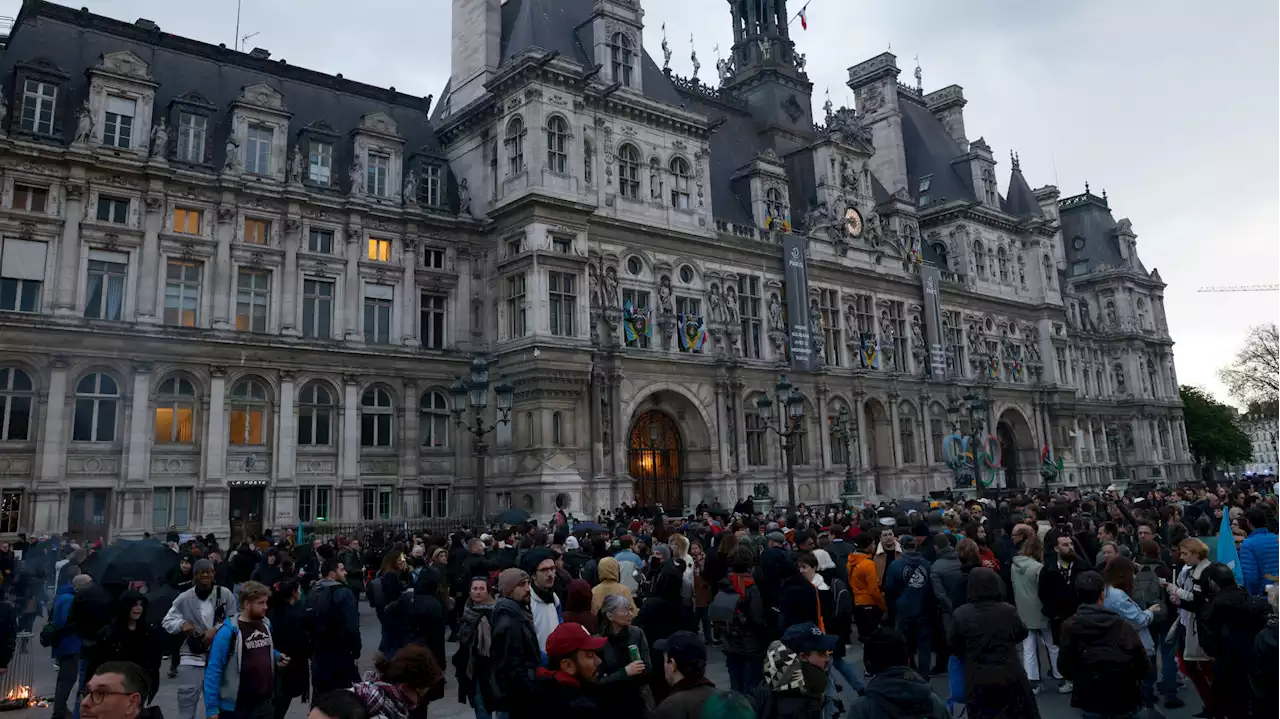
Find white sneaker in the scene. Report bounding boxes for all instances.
[1057,681,1073,694]
[1031,684,1044,695]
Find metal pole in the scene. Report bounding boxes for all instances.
[474,414,488,521]
[785,431,797,509]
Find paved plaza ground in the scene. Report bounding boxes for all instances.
[9,603,1203,719]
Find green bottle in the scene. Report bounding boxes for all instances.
[628,644,642,663]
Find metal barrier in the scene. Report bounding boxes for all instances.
[0,632,35,710]
[299,516,477,544]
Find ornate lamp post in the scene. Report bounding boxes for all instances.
[830,405,860,506]
[944,390,993,498]
[449,357,514,520]
[755,373,806,510]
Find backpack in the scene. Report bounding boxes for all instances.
[709,586,747,629]
[367,575,385,610]
[304,583,335,640]
[39,621,62,648]
[1132,563,1163,609]
[829,577,854,624]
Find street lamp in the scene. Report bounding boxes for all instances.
[829,405,860,503]
[450,356,514,520]
[755,373,806,510]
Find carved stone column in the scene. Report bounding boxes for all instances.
[212,204,236,328]
[816,379,831,469]
[400,238,419,346]
[887,392,903,467]
[343,224,363,342]
[340,374,360,494]
[136,193,165,322]
[280,217,302,336]
[124,361,154,486]
[205,367,228,485]
[589,367,606,478]
[53,183,86,315]
[918,393,933,465]
[36,356,71,488]
[714,374,732,478]
[401,380,420,501]
[731,378,747,477]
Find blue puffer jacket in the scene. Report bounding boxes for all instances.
[884,553,934,619]
[50,583,81,659]
[1239,528,1279,597]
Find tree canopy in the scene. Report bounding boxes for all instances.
[1180,385,1253,471]
[1219,323,1279,407]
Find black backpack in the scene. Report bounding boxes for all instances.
[1132,563,1163,610]
[304,583,335,640]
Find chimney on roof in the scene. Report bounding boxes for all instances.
[450,0,501,110]
[249,47,271,59]
[135,18,159,31]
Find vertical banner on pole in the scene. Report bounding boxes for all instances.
[920,266,946,378]
[782,233,817,371]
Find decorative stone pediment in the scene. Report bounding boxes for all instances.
[17,56,70,80]
[303,119,339,138]
[94,51,153,82]
[172,90,216,110]
[238,82,287,113]
[357,112,403,141]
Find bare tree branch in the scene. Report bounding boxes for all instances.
[1218,323,1280,405]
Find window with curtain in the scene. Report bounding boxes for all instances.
[154,376,197,444]
[297,382,333,446]
[420,391,450,448]
[229,379,268,445]
[85,251,127,321]
[669,156,691,209]
[505,117,525,176]
[72,372,119,442]
[0,367,33,441]
[546,116,568,173]
[361,386,394,447]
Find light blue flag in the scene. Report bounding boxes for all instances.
[1216,511,1243,585]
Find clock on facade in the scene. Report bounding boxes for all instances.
[844,207,864,237]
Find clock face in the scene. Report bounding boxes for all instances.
[844,208,864,237]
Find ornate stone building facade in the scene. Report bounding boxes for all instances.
[0,0,1191,540]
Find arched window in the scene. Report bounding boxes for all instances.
[229,378,269,445]
[546,115,568,174]
[617,143,641,199]
[610,32,634,87]
[932,242,948,269]
[360,386,394,447]
[1043,254,1055,287]
[420,391,450,448]
[72,372,118,442]
[898,404,918,464]
[669,156,691,209]
[1136,297,1147,329]
[523,411,534,447]
[505,117,525,176]
[155,376,197,444]
[0,367,33,441]
[552,411,564,446]
[1146,358,1159,397]
[297,381,334,446]
[1112,364,1127,395]
[827,403,854,466]
[973,240,987,279]
[997,247,1009,282]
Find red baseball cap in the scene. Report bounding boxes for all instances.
[545,622,607,660]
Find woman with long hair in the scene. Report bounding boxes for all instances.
[1102,556,1163,708]
[268,577,310,719]
[352,644,445,719]
[1010,530,1064,693]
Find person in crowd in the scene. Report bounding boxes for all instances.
[489,569,541,719]
[1100,556,1163,708]
[872,527,901,593]
[714,545,769,695]
[594,593,654,719]
[847,533,886,643]
[882,535,932,673]
[1251,586,1278,711]
[591,556,638,615]
[533,622,605,712]
[249,550,283,589]
[307,559,360,696]
[1038,529,1090,695]
[369,551,407,657]
[107,591,162,705]
[163,560,239,719]
[230,543,260,590]
[689,539,716,645]
[653,630,716,719]
[961,523,1000,572]
[1133,539,1180,708]
[846,628,950,719]
[306,690,369,719]
[453,577,496,719]
[1199,561,1273,719]
[1239,505,1278,597]
[1010,532,1063,693]
[1095,523,1130,567]
[204,581,285,719]
[267,578,309,719]
[948,567,1038,719]
[932,537,979,707]
[812,547,864,700]
[752,622,836,719]
[778,554,822,632]
[350,645,445,719]
[389,565,447,673]
[521,549,562,654]
[50,574,83,719]
[636,563,697,703]
[69,572,114,684]
[1058,570,1151,719]
[79,661,150,719]
[561,578,597,633]
[339,540,365,602]
[167,555,195,678]
[1168,538,1216,713]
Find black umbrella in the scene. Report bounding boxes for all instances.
[494,507,532,525]
[80,539,179,589]
[571,521,605,533]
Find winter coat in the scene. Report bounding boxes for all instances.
[1058,604,1150,716]
[108,592,163,701]
[452,600,494,706]
[531,669,602,713]
[488,597,542,718]
[1037,558,1090,625]
[308,579,360,659]
[637,569,697,645]
[777,575,822,631]
[883,552,932,620]
[846,552,886,611]
[1252,620,1278,709]
[1239,528,1279,596]
[562,578,598,633]
[1009,555,1047,630]
[947,568,1040,719]
[49,583,81,659]
[929,550,971,637]
[591,557,638,615]
[267,601,310,700]
[845,666,950,719]
[1200,585,1272,716]
[1171,558,1214,661]
[872,541,900,589]
[653,677,717,719]
[717,574,770,657]
[751,639,829,719]
[204,617,280,716]
[594,623,654,719]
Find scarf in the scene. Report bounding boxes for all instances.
[729,572,755,597]
[532,584,558,606]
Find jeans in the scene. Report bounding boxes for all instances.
[894,615,931,673]
[52,654,79,719]
[830,654,866,695]
[725,652,764,695]
[472,689,490,719]
[1021,627,1062,682]
[695,607,715,643]
[946,655,964,711]
[853,605,883,643]
[1152,627,1179,700]
[175,664,206,719]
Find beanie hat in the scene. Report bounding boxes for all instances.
[497,568,530,597]
[193,558,214,574]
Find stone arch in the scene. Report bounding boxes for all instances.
[0,355,44,393]
[862,396,893,495]
[151,367,207,400]
[624,385,716,511]
[996,406,1036,489]
[623,382,714,450]
[225,370,278,403]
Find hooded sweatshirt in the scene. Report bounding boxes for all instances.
[562,579,597,633]
[1010,555,1047,630]
[1058,603,1149,715]
[848,666,950,719]
[846,552,886,611]
[591,557,638,615]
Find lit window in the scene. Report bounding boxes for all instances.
[246,124,273,174]
[173,208,202,235]
[154,376,197,444]
[19,79,57,135]
[366,152,389,197]
[367,238,391,262]
[102,96,136,149]
[229,379,268,445]
[244,218,269,245]
[177,113,207,162]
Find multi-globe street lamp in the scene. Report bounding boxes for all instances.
[754,373,806,510]
[449,357,514,520]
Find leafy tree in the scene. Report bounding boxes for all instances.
[1180,385,1252,473]
[1218,323,1279,406]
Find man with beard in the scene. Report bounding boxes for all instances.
[534,622,606,712]
[204,581,288,719]
[163,560,239,719]
[489,569,542,719]
[1038,530,1089,695]
[522,549,562,654]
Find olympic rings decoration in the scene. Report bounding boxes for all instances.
[944,432,1003,487]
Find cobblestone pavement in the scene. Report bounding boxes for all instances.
[9,603,1202,719]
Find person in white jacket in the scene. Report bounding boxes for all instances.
[161,559,238,719]
[523,549,562,654]
[1010,528,1066,694]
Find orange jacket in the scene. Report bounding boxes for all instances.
[847,552,886,612]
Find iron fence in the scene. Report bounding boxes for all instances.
[298,516,477,543]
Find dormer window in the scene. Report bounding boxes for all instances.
[176,113,207,162]
[764,187,787,223]
[917,175,932,206]
[102,96,136,148]
[366,152,390,197]
[246,124,273,174]
[20,80,57,135]
[422,165,442,206]
[309,141,333,185]
[610,33,635,88]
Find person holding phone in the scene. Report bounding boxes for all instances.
[162,560,238,719]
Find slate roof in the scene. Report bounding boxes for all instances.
[1060,193,1144,275]
[1003,165,1044,218]
[899,99,976,204]
[1,2,441,179]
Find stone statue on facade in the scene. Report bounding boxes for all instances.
[223,134,240,170]
[864,209,882,246]
[288,145,303,182]
[74,101,94,145]
[758,38,771,61]
[661,28,672,70]
[349,157,365,197]
[717,57,734,83]
[724,285,740,324]
[149,117,169,158]
[844,306,858,342]
[840,158,858,192]
[602,265,620,309]
[458,178,472,215]
[402,169,418,205]
[910,315,927,372]
[810,304,825,361]
[657,275,674,315]
[795,53,807,73]
[0,88,8,133]
[768,293,784,331]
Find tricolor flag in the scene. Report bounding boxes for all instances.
[800,7,808,30]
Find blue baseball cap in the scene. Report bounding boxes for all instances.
[781,622,838,653]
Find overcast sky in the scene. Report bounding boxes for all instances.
[7,0,1277,404]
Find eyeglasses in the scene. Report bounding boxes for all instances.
[83,689,137,706]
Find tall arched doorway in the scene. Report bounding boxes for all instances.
[997,422,1020,489]
[997,408,1037,489]
[629,410,684,509]
[863,398,892,496]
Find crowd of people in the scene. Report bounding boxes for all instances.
[2,478,1278,719]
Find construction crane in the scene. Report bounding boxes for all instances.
[1197,284,1279,293]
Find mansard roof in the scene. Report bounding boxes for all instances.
[1060,191,1145,275]
[1003,162,1044,219]
[899,99,977,204]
